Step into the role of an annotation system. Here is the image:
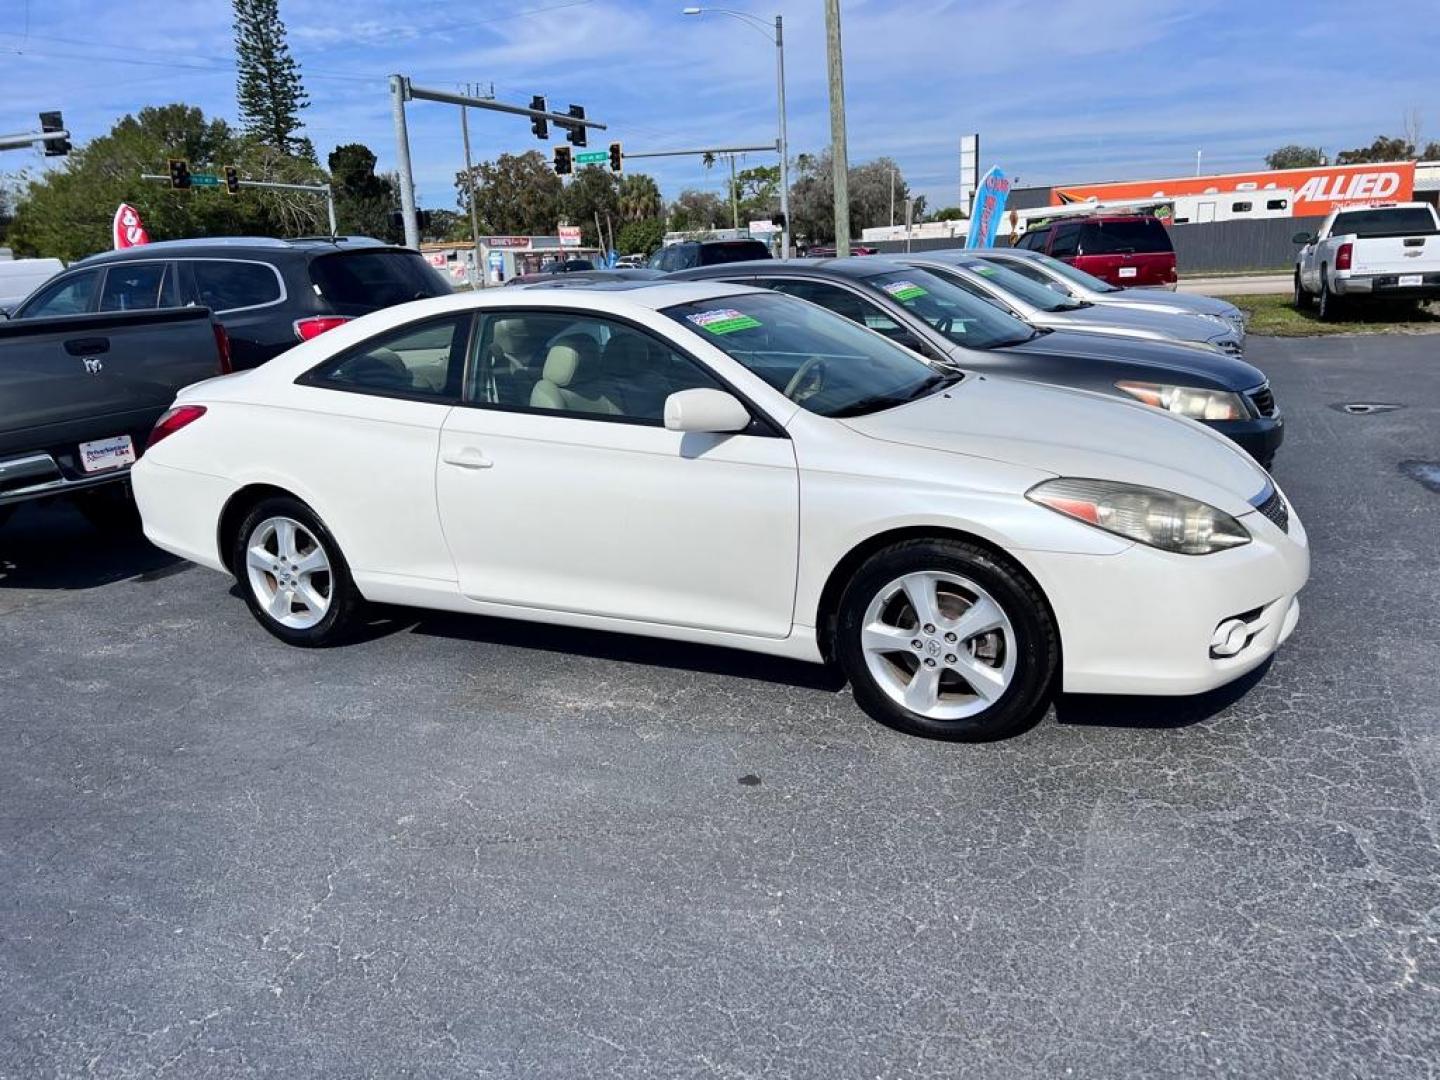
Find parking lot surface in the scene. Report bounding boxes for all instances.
[2,333,1438,1079]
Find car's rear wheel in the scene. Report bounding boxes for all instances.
[835,538,1058,741]
[231,496,363,646]
[1317,268,1341,321]
[1293,270,1312,310]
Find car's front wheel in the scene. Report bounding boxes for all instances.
[231,496,364,646]
[835,538,1058,741]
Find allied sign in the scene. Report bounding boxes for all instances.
[965,166,1011,250]
[1052,161,1416,218]
[558,225,582,247]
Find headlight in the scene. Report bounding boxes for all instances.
[1115,381,1249,420]
[1027,478,1251,555]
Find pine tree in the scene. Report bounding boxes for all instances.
[232,0,309,155]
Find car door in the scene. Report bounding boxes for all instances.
[436,307,799,638]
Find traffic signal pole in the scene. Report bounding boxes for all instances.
[0,129,70,152]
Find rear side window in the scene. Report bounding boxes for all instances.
[192,260,283,312]
[99,262,178,311]
[1331,207,1438,237]
[1049,224,1080,258]
[698,241,770,266]
[305,314,468,401]
[310,251,452,315]
[1078,219,1174,255]
[19,269,99,318]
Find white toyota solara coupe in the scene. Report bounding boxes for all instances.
[133,282,1309,741]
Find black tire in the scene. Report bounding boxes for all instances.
[75,483,140,532]
[1293,270,1312,310]
[1317,267,1341,321]
[0,504,13,532]
[834,538,1059,741]
[230,495,365,647]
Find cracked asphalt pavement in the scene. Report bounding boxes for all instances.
[2,333,1437,1079]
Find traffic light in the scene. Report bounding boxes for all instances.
[608,142,622,173]
[770,211,787,229]
[530,95,548,140]
[168,158,192,190]
[554,146,572,176]
[564,104,586,147]
[223,165,240,196]
[39,111,70,156]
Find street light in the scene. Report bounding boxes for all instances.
[682,7,791,257]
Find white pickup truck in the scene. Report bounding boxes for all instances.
[1293,202,1440,319]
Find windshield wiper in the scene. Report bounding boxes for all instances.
[830,373,961,418]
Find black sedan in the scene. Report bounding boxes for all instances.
[670,258,1282,464]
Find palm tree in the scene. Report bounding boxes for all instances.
[618,173,663,221]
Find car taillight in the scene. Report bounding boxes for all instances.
[294,315,352,342]
[213,322,233,374]
[1336,242,1353,271]
[147,405,207,450]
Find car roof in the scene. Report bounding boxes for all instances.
[901,251,983,268]
[412,279,763,314]
[672,256,907,281]
[72,235,398,267]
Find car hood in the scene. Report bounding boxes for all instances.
[1035,302,1235,344]
[1097,289,1241,320]
[839,373,1271,516]
[998,329,1264,389]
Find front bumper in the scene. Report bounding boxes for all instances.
[1209,414,1284,466]
[1021,501,1309,696]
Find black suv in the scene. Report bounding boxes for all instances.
[9,236,451,369]
[648,238,771,272]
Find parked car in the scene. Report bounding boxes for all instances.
[616,254,648,269]
[0,256,65,315]
[970,248,1246,337]
[1015,214,1177,290]
[7,237,452,369]
[648,238,771,272]
[505,259,601,286]
[898,251,1243,353]
[672,258,1282,464]
[521,269,667,287]
[132,283,1307,741]
[804,245,879,257]
[1293,202,1440,319]
[0,304,230,530]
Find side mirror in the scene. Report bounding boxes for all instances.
[1292,232,1314,245]
[664,388,751,434]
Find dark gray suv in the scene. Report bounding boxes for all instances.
[8,236,451,369]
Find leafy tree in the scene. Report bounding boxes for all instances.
[617,217,664,255]
[788,151,912,243]
[617,173,662,221]
[454,150,562,237]
[1265,145,1326,169]
[6,104,325,261]
[727,164,780,224]
[233,0,310,156]
[1335,135,1414,164]
[329,143,399,242]
[559,166,619,247]
[668,189,726,233]
[1423,141,1440,160]
[929,206,967,222]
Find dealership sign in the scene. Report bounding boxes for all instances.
[965,166,1011,249]
[1052,161,1416,218]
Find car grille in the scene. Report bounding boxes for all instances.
[1247,383,1276,417]
[1254,487,1289,533]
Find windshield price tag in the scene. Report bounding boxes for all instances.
[882,281,927,301]
[973,266,998,277]
[687,308,761,334]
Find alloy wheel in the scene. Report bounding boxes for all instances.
[244,516,332,630]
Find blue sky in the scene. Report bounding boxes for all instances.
[3,0,1437,212]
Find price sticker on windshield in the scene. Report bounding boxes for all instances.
[973,266,998,277]
[686,308,761,334]
[882,280,927,301]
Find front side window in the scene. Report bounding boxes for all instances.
[307,315,467,400]
[865,269,1034,349]
[468,311,722,423]
[99,262,177,311]
[1017,227,1049,252]
[192,260,283,312]
[664,291,958,418]
[20,269,100,318]
[1049,224,1081,258]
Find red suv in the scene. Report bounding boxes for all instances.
[1015,214,1177,289]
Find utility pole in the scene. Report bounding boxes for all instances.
[889,166,895,228]
[459,84,484,287]
[729,154,740,231]
[390,75,420,248]
[1195,148,1203,176]
[824,0,850,257]
[774,14,791,258]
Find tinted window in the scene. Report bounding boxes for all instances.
[468,312,722,423]
[20,269,99,318]
[192,260,283,312]
[309,251,452,315]
[955,260,1083,312]
[1049,224,1081,258]
[698,240,771,266]
[987,255,1077,295]
[1331,207,1438,237]
[308,315,466,400]
[99,262,177,311]
[664,291,957,418]
[1077,218,1173,255]
[754,278,926,352]
[1018,228,1049,252]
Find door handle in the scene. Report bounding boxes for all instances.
[442,447,494,469]
[64,337,110,356]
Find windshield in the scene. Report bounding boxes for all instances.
[955,260,1085,312]
[864,269,1035,348]
[663,291,959,418]
[1332,207,1438,237]
[1028,252,1120,293]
